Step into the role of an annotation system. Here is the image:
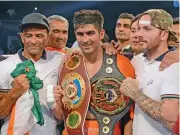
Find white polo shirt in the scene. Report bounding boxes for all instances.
[0,49,64,135]
[131,52,179,135]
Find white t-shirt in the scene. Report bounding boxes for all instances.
[0,49,64,135]
[131,53,179,135]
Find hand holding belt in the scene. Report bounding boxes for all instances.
[59,53,91,135]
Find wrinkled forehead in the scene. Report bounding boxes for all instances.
[50,20,68,29]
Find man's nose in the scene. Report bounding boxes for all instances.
[30,36,37,44]
[133,33,138,39]
[119,26,124,31]
[137,28,144,39]
[81,35,89,43]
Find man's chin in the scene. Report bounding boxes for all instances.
[28,50,41,55]
[118,37,129,41]
[55,43,66,49]
[82,50,93,55]
[132,43,139,46]
[29,52,39,56]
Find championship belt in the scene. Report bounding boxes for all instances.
[89,52,133,135]
[59,53,91,135]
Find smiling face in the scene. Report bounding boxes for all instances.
[20,26,48,56]
[75,24,104,55]
[48,19,68,48]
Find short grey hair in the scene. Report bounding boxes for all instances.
[48,15,69,28]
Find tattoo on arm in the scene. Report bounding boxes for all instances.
[131,90,176,129]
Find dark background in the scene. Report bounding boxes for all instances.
[0,1,179,54]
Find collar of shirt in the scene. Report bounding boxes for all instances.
[143,46,175,63]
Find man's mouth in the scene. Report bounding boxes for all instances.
[56,40,64,43]
[132,41,139,44]
[118,33,125,36]
[82,44,92,48]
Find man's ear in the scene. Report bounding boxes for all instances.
[100,29,105,41]
[161,30,169,41]
[20,33,24,44]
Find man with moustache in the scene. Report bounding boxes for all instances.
[46,15,69,52]
[120,9,179,135]
[46,15,113,54]
[52,9,135,135]
[112,14,178,66]
[0,13,64,135]
[45,14,69,135]
[46,14,116,135]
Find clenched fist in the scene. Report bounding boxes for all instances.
[47,85,64,109]
[53,85,64,105]
[120,77,139,99]
[11,74,30,96]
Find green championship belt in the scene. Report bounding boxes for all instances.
[59,53,91,135]
[89,52,133,135]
